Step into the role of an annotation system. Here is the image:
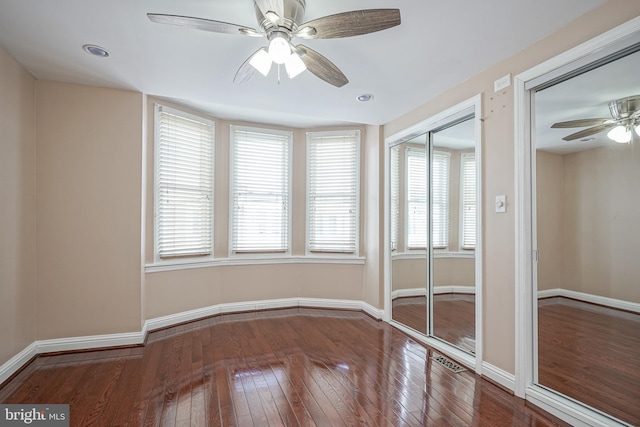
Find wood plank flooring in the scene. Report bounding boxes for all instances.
[0,308,567,427]
[393,296,640,426]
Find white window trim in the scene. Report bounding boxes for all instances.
[305,129,361,257]
[228,125,293,257]
[153,104,215,263]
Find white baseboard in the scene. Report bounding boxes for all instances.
[538,288,640,314]
[482,361,516,392]
[0,342,38,385]
[1,298,383,385]
[526,386,628,427]
[391,286,476,299]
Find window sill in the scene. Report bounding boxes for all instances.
[145,255,366,273]
[391,251,475,260]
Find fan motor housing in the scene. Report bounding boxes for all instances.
[254,0,306,27]
[609,95,640,120]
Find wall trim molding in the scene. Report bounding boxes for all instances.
[0,343,38,386]
[482,361,516,393]
[391,286,475,299]
[537,288,640,314]
[146,256,366,273]
[0,298,383,386]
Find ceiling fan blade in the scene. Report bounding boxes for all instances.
[551,118,612,128]
[562,123,617,141]
[296,9,400,39]
[147,14,262,37]
[295,45,348,87]
[234,48,270,84]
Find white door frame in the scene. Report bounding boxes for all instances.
[514,16,640,427]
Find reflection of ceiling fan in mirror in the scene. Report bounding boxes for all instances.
[551,95,640,143]
[147,0,401,87]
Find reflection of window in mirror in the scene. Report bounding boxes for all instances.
[460,152,476,250]
[432,151,451,249]
[406,147,427,249]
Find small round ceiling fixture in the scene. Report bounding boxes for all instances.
[83,44,110,58]
[357,94,374,102]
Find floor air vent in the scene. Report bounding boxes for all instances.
[432,354,467,373]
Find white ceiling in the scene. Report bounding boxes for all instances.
[0,0,607,128]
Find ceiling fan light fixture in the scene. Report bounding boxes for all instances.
[636,125,640,138]
[249,48,272,76]
[285,53,306,78]
[607,125,632,143]
[268,33,291,64]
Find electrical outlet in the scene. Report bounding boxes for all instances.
[494,74,511,92]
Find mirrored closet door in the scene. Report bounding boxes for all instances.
[531,42,640,427]
[387,97,481,366]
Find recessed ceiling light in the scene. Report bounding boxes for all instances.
[357,94,374,102]
[580,137,595,142]
[83,44,110,58]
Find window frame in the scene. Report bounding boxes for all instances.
[153,104,215,263]
[305,129,361,256]
[229,125,293,256]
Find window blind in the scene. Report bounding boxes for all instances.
[461,152,476,249]
[432,150,450,248]
[231,126,291,253]
[155,105,214,259]
[406,147,427,249]
[390,146,400,252]
[307,130,360,253]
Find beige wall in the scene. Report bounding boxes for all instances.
[36,81,143,339]
[536,151,564,291]
[0,45,36,366]
[385,0,640,374]
[563,145,640,302]
[362,125,384,308]
[537,145,640,303]
[392,257,475,292]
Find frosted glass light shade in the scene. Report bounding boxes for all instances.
[249,49,272,76]
[607,125,631,143]
[285,54,306,78]
[268,36,290,64]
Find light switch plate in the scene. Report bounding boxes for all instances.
[496,195,507,213]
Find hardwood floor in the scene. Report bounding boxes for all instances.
[0,308,567,426]
[392,295,475,353]
[393,296,640,426]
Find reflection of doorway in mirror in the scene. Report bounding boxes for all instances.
[533,47,640,426]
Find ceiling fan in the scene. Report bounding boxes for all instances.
[551,94,640,143]
[147,0,401,88]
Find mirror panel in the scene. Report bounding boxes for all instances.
[533,47,640,425]
[432,118,476,354]
[390,134,428,334]
[388,108,479,358]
